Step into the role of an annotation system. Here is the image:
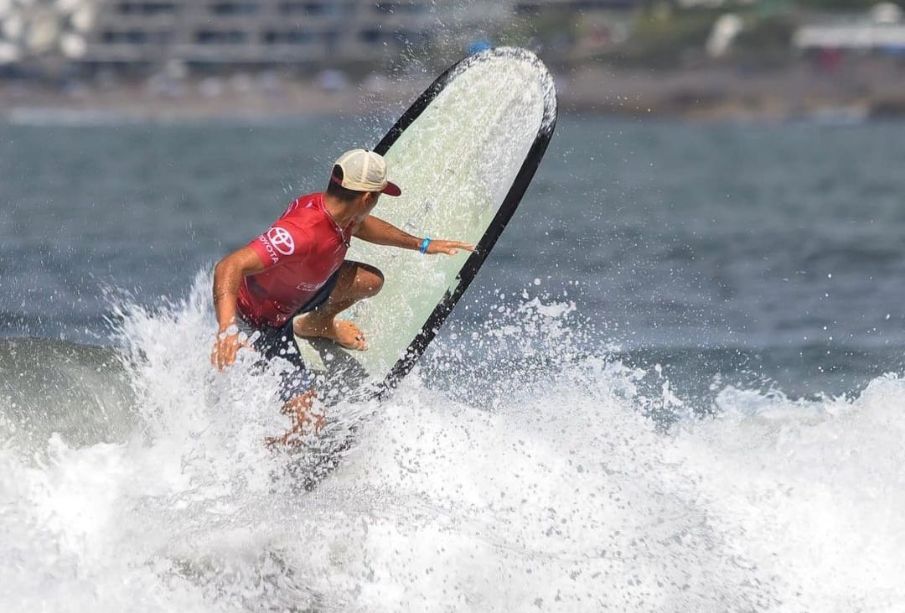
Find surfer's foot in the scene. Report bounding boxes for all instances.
[265,412,325,447]
[294,315,367,351]
[265,392,325,448]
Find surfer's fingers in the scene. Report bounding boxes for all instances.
[213,341,227,370]
[431,243,457,255]
[212,337,239,370]
[433,240,474,255]
[224,341,239,367]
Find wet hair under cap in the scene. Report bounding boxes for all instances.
[326,165,366,202]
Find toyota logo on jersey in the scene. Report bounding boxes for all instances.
[267,226,295,255]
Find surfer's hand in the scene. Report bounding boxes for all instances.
[426,240,475,256]
[211,330,243,370]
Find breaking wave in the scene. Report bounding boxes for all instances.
[1,272,904,611]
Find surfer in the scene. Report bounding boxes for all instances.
[210,149,473,443]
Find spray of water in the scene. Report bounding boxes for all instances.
[2,272,904,611]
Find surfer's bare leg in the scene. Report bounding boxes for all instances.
[293,261,384,351]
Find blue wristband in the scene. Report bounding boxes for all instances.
[419,237,431,254]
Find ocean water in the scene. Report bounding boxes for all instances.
[2,115,905,611]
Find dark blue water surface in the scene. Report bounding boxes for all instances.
[2,116,905,398]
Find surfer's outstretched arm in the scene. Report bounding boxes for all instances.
[211,246,266,369]
[354,215,475,255]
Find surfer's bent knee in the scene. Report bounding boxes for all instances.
[347,261,384,297]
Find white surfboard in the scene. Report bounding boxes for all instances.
[296,48,558,401]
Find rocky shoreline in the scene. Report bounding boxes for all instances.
[561,61,905,121]
[3,61,905,123]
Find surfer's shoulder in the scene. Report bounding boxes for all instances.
[283,192,323,217]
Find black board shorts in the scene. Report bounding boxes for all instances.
[238,268,340,402]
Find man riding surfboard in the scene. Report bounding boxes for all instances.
[211,149,473,443]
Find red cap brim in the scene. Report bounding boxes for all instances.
[382,181,402,197]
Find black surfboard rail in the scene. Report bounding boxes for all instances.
[373,47,559,398]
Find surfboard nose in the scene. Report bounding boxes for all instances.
[296,48,558,399]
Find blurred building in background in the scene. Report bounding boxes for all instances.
[2,0,905,120]
[4,0,902,78]
[0,0,509,75]
[794,2,905,54]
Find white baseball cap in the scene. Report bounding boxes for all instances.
[331,149,401,196]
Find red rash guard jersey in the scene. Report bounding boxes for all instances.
[237,193,351,328]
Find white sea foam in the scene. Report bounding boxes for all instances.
[2,275,904,611]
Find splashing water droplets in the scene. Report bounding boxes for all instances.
[2,271,905,610]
